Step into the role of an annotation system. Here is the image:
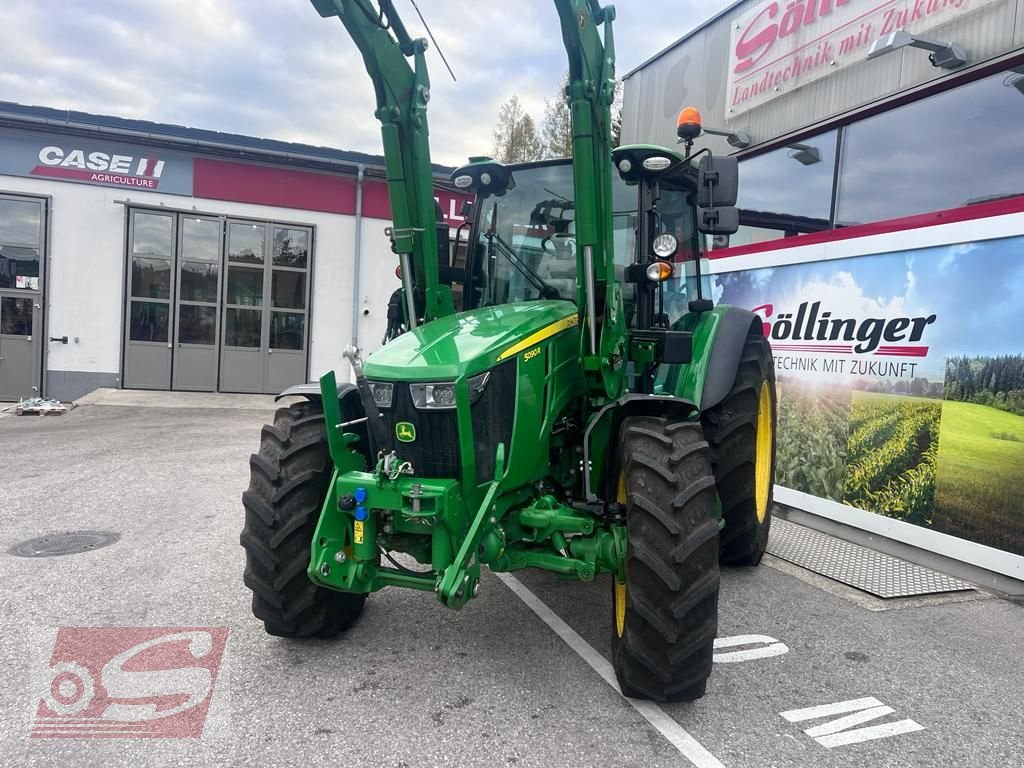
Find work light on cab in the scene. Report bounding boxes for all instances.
[652,233,678,259]
[642,155,673,171]
[645,260,675,282]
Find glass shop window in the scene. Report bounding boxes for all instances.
[836,68,1024,226]
[722,130,838,249]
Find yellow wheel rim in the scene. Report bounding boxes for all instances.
[614,472,627,638]
[754,381,773,524]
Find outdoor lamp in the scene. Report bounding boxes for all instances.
[1003,69,1024,95]
[866,30,967,69]
[701,126,752,148]
[786,143,821,165]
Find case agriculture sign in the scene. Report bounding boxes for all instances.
[0,128,193,195]
[726,0,998,117]
[713,237,1024,559]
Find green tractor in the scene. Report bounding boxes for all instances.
[241,0,776,702]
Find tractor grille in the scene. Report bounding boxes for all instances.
[377,382,462,478]
[369,360,517,483]
[473,359,517,483]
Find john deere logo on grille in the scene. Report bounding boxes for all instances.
[396,422,416,443]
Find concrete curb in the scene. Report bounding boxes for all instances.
[72,388,302,410]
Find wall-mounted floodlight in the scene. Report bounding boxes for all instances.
[701,126,752,148]
[786,143,821,165]
[866,30,967,69]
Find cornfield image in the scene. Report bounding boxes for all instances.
[775,384,850,501]
[841,392,942,526]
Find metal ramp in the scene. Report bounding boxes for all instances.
[767,517,974,599]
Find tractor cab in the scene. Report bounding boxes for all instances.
[451,158,638,314]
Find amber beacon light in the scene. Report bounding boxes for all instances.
[676,107,703,141]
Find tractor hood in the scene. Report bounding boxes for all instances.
[364,300,578,381]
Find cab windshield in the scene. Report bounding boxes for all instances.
[466,161,637,307]
[463,159,702,330]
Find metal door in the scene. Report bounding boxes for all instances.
[124,210,176,389]
[0,295,40,400]
[171,216,221,391]
[220,221,267,393]
[0,195,45,401]
[265,225,311,392]
[220,222,311,393]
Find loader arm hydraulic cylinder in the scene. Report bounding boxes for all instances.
[311,0,454,325]
[552,0,624,401]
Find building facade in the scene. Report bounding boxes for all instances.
[0,103,466,402]
[623,0,1024,578]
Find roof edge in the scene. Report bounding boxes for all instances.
[0,101,455,177]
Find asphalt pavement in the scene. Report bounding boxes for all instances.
[1,400,1021,768]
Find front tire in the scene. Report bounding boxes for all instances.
[702,335,776,566]
[611,417,720,702]
[241,400,367,638]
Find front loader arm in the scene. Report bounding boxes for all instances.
[311,0,454,325]
[552,1,624,401]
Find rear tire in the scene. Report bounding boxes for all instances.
[702,335,776,566]
[611,416,720,702]
[241,400,367,638]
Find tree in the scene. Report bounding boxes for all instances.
[493,95,544,164]
[542,74,572,159]
[541,72,625,157]
[610,77,624,149]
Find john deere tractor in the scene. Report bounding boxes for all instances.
[241,0,776,702]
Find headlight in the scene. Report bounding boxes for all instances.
[410,371,491,410]
[410,382,456,410]
[369,381,393,408]
[652,233,678,258]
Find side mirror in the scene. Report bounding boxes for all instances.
[697,205,739,235]
[698,154,738,207]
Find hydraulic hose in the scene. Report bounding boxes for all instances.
[343,346,391,453]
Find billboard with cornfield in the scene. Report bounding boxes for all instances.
[713,234,1024,558]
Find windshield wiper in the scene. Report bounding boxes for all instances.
[486,203,561,300]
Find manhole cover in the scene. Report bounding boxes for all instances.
[9,531,120,558]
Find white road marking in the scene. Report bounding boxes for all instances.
[815,720,925,748]
[804,706,894,737]
[781,696,883,722]
[780,697,924,749]
[494,572,726,768]
[712,634,789,663]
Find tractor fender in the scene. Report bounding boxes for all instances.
[581,393,699,502]
[698,307,764,412]
[274,381,362,409]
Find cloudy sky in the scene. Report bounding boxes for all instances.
[0,0,714,167]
